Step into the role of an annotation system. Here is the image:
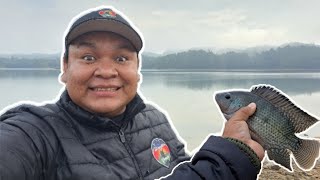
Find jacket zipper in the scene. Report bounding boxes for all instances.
[119,129,144,180]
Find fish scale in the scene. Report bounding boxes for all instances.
[215,84,320,172]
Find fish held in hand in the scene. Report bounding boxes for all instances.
[215,84,320,172]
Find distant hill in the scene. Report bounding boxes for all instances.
[0,53,60,69]
[0,43,320,71]
[142,44,320,70]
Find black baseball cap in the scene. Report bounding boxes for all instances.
[64,7,143,53]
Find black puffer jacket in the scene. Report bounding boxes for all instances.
[0,91,190,180]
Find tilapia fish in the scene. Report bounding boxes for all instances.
[215,84,320,172]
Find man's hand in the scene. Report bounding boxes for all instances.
[222,103,265,160]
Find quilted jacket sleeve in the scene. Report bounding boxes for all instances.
[0,119,42,180]
[0,107,58,180]
[160,136,261,180]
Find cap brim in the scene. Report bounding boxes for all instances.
[66,19,142,51]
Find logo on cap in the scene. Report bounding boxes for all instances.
[98,10,117,18]
[151,138,171,168]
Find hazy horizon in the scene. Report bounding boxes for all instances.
[1,0,320,54]
[0,42,319,56]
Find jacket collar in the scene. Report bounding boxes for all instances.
[57,90,146,130]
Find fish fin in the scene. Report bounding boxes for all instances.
[250,85,319,133]
[267,148,292,171]
[292,138,320,171]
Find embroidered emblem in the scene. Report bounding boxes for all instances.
[151,138,171,168]
[98,10,117,18]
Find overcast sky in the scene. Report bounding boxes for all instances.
[1,0,320,54]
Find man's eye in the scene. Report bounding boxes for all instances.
[115,56,128,62]
[82,55,96,62]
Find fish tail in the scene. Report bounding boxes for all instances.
[292,138,320,170]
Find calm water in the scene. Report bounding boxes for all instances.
[0,69,320,151]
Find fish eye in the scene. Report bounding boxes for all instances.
[225,93,231,100]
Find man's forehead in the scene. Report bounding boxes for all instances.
[70,31,137,51]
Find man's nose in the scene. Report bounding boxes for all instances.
[93,59,119,78]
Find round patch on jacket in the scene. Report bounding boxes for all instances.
[151,138,171,168]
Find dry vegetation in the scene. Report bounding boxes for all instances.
[259,160,320,180]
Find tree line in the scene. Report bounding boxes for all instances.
[0,44,319,70]
[142,45,320,70]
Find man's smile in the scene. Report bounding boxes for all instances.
[89,85,123,96]
[90,86,122,92]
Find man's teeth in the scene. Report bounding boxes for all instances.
[94,87,118,91]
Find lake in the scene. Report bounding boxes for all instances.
[0,69,319,151]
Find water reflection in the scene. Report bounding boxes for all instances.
[1,70,320,95]
[141,72,320,95]
[1,70,319,150]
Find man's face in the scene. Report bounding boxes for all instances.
[61,31,140,117]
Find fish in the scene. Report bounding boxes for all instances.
[214,84,320,172]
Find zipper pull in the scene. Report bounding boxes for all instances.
[119,130,126,143]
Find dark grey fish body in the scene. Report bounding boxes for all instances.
[215,85,320,172]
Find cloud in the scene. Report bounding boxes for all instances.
[1,0,320,53]
[217,27,288,48]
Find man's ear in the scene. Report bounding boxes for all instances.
[60,58,68,83]
[137,73,141,82]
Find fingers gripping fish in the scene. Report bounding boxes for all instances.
[215,84,320,172]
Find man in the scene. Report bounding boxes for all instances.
[0,6,264,180]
